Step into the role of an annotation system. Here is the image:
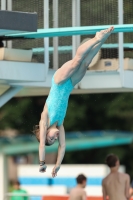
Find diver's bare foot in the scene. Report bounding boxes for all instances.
[95,26,114,42]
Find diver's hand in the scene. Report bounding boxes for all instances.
[39,164,47,173]
[52,165,60,178]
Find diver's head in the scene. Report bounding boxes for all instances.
[33,125,59,146]
[45,127,59,146]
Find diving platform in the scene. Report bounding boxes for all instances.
[0,15,133,103]
[1,24,133,40]
[1,58,133,98]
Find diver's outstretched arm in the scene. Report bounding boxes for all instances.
[39,111,48,173]
[52,125,66,177]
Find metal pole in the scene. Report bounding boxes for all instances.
[7,0,12,48]
[1,0,6,10]
[76,0,80,47]
[0,86,22,107]
[44,0,49,76]
[118,0,124,85]
[0,154,7,200]
[7,0,12,10]
[72,0,80,58]
[1,0,6,47]
[53,0,58,70]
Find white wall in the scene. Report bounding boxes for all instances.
[17,164,125,196]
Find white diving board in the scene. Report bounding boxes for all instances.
[32,43,133,54]
[4,24,133,39]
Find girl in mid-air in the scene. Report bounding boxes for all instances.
[33,26,114,177]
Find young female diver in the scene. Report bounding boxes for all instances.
[33,26,114,177]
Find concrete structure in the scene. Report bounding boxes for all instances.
[1,0,133,199]
[1,0,133,105]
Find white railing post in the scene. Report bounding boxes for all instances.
[44,0,49,76]
[1,0,6,10]
[0,154,7,200]
[53,0,58,70]
[118,0,124,85]
[7,0,12,48]
[72,0,81,58]
[1,0,7,47]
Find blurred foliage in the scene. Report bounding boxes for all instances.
[1,93,133,179]
[65,93,133,179]
[0,97,47,133]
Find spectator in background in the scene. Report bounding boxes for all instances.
[10,180,28,200]
[69,174,87,200]
[102,154,131,200]
[129,180,133,197]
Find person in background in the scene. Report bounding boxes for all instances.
[129,179,133,197]
[102,154,131,200]
[69,174,87,200]
[10,180,28,200]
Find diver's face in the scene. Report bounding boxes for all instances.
[46,128,59,145]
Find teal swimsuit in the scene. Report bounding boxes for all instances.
[46,74,74,127]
